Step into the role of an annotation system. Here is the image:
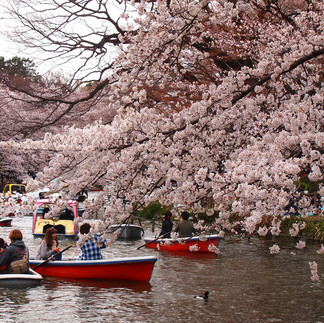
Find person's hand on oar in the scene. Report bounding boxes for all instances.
[33,244,73,270]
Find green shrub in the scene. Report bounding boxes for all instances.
[133,201,170,220]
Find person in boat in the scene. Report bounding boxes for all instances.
[36,227,62,260]
[0,229,29,274]
[159,210,173,238]
[0,238,8,254]
[0,238,8,260]
[78,223,108,260]
[59,207,74,220]
[174,211,196,237]
[39,206,50,219]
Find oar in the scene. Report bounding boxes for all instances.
[136,231,172,250]
[32,244,73,270]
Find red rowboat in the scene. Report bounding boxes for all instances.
[0,217,12,227]
[143,234,221,253]
[29,256,158,282]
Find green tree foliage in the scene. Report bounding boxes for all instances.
[133,201,170,220]
[0,56,37,79]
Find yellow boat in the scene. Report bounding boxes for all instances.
[2,183,26,197]
[32,199,79,238]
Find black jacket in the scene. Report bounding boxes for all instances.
[160,219,173,238]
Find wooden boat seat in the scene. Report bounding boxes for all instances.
[43,223,66,234]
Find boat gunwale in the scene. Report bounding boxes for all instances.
[0,268,43,281]
[0,217,13,222]
[144,234,222,243]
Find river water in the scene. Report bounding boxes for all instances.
[0,216,323,323]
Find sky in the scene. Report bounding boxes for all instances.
[0,23,20,59]
[0,5,53,75]
[0,1,23,58]
[0,1,124,78]
[0,33,76,77]
[0,2,89,78]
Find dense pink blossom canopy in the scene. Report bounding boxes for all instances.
[0,0,323,241]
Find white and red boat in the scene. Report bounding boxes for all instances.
[0,217,13,227]
[29,256,158,282]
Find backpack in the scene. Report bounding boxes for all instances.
[9,248,29,274]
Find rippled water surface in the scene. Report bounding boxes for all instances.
[0,216,323,323]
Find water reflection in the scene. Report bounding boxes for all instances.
[0,288,30,304]
[43,277,152,292]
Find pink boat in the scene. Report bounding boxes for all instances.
[143,234,221,253]
[29,256,158,282]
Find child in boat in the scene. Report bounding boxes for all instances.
[159,211,173,238]
[78,223,108,260]
[36,227,61,260]
[0,229,29,274]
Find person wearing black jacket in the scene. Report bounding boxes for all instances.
[159,211,173,238]
[0,229,28,274]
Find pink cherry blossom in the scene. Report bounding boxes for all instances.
[0,0,322,248]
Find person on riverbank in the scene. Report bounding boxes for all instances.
[159,210,173,238]
[78,223,108,260]
[36,227,61,260]
[0,229,29,274]
[174,211,196,237]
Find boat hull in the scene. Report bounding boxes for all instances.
[109,224,144,239]
[0,269,43,287]
[143,234,221,253]
[32,218,77,238]
[29,256,158,282]
[0,217,12,227]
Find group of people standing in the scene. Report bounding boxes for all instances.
[0,211,194,274]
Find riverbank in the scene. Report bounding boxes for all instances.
[135,202,324,242]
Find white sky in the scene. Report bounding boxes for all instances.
[0,1,126,79]
[0,4,59,75]
[0,33,77,78]
[0,22,21,59]
[0,1,25,58]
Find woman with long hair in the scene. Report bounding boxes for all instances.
[36,227,61,260]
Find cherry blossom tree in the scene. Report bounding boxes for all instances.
[0,0,323,242]
[0,54,118,183]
